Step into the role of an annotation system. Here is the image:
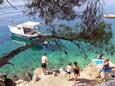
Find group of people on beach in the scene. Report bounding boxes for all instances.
[41,53,80,83]
[40,53,114,84]
[65,62,80,83]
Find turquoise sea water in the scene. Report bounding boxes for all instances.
[0,1,115,77]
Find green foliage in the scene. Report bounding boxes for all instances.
[26,0,85,24]
[90,22,112,44]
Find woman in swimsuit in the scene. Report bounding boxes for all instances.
[65,63,72,80]
[99,58,112,81]
[73,62,80,83]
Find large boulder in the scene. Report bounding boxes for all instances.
[0,74,7,86]
[0,74,14,86]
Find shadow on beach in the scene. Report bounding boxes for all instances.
[72,78,96,86]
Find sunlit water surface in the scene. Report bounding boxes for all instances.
[0,2,115,77]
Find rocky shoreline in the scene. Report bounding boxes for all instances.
[0,62,115,86]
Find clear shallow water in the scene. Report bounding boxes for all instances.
[0,2,115,77]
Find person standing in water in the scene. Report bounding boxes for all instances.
[73,62,80,83]
[41,53,48,74]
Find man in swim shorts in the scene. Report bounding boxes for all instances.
[41,53,48,74]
